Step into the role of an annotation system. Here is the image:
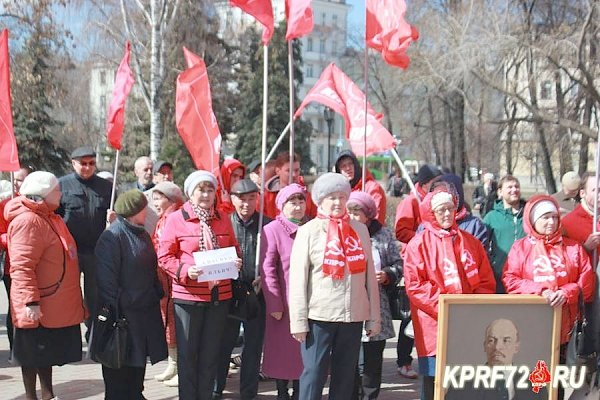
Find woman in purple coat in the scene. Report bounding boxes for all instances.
[260,183,308,400]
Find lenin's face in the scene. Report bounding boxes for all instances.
[484,320,520,366]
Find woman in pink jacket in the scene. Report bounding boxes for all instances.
[157,170,241,400]
[260,183,307,399]
[5,171,85,400]
[503,195,595,399]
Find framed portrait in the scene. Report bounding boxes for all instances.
[435,294,561,400]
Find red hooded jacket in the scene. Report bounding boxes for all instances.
[502,194,595,344]
[394,183,427,243]
[217,158,246,214]
[403,190,496,357]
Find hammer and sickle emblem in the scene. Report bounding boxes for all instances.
[324,239,344,257]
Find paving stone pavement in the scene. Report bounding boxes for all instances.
[0,284,420,399]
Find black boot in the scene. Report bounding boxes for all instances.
[290,379,300,400]
[276,379,291,400]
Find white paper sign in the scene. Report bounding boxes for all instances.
[193,246,239,282]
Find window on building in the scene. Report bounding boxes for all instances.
[307,38,313,52]
[306,64,314,78]
[332,14,338,27]
[332,41,338,55]
[540,80,552,100]
[322,12,326,25]
[100,71,106,85]
[320,39,326,53]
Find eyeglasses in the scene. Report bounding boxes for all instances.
[434,206,455,216]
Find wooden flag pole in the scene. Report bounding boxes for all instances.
[288,40,295,185]
[390,148,420,203]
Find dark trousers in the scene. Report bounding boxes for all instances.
[396,318,414,367]
[79,252,98,340]
[102,364,146,400]
[214,300,265,399]
[3,273,13,350]
[175,301,229,400]
[356,340,387,399]
[421,376,434,400]
[300,320,362,400]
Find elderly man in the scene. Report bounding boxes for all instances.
[57,146,112,340]
[446,319,543,400]
[122,156,154,192]
[551,171,581,215]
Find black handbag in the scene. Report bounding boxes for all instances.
[229,279,260,322]
[566,289,597,370]
[90,290,129,369]
[388,280,411,321]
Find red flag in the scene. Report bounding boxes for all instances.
[295,63,396,156]
[230,0,274,45]
[285,0,313,40]
[176,47,222,176]
[0,29,19,172]
[106,42,135,151]
[366,0,419,69]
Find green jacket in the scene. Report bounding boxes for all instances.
[483,199,526,293]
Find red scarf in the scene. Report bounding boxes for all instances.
[528,234,570,289]
[318,211,367,279]
[422,221,481,293]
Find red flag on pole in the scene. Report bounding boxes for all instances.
[295,63,396,156]
[366,0,419,69]
[285,0,313,40]
[0,29,20,172]
[106,41,135,151]
[230,0,275,45]
[176,47,222,176]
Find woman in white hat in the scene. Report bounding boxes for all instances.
[5,171,85,400]
[157,170,242,399]
[288,172,381,400]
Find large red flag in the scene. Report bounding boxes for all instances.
[176,47,222,176]
[285,0,313,40]
[366,0,419,69]
[0,29,19,172]
[106,41,135,151]
[295,63,396,156]
[230,0,274,45]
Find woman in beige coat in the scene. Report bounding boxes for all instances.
[289,172,380,400]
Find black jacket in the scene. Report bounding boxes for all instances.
[230,211,272,284]
[57,173,112,253]
[94,217,167,367]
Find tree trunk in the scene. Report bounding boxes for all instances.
[428,97,441,165]
[579,95,594,175]
[554,71,572,177]
[149,0,163,160]
[445,97,455,173]
[453,87,466,180]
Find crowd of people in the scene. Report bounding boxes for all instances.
[0,147,599,400]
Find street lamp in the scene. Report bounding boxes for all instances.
[323,107,334,171]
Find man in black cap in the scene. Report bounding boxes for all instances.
[152,160,174,185]
[213,179,271,400]
[141,160,174,234]
[57,146,113,340]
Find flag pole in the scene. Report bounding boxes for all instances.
[362,29,368,191]
[10,172,15,199]
[288,40,295,185]
[593,133,600,267]
[255,44,269,286]
[266,122,291,162]
[391,148,420,203]
[109,150,120,211]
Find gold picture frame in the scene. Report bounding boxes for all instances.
[434,294,562,400]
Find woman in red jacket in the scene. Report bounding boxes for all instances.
[5,171,85,400]
[403,188,496,400]
[503,195,595,399]
[157,170,241,400]
[151,181,184,386]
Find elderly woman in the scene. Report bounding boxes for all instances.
[5,171,85,400]
[151,182,184,386]
[157,170,242,399]
[289,172,381,400]
[94,189,167,399]
[347,191,401,399]
[403,188,496,400]
[503,195,595,399]
[261,183,308,399]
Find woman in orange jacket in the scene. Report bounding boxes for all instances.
[5,171,85,400]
